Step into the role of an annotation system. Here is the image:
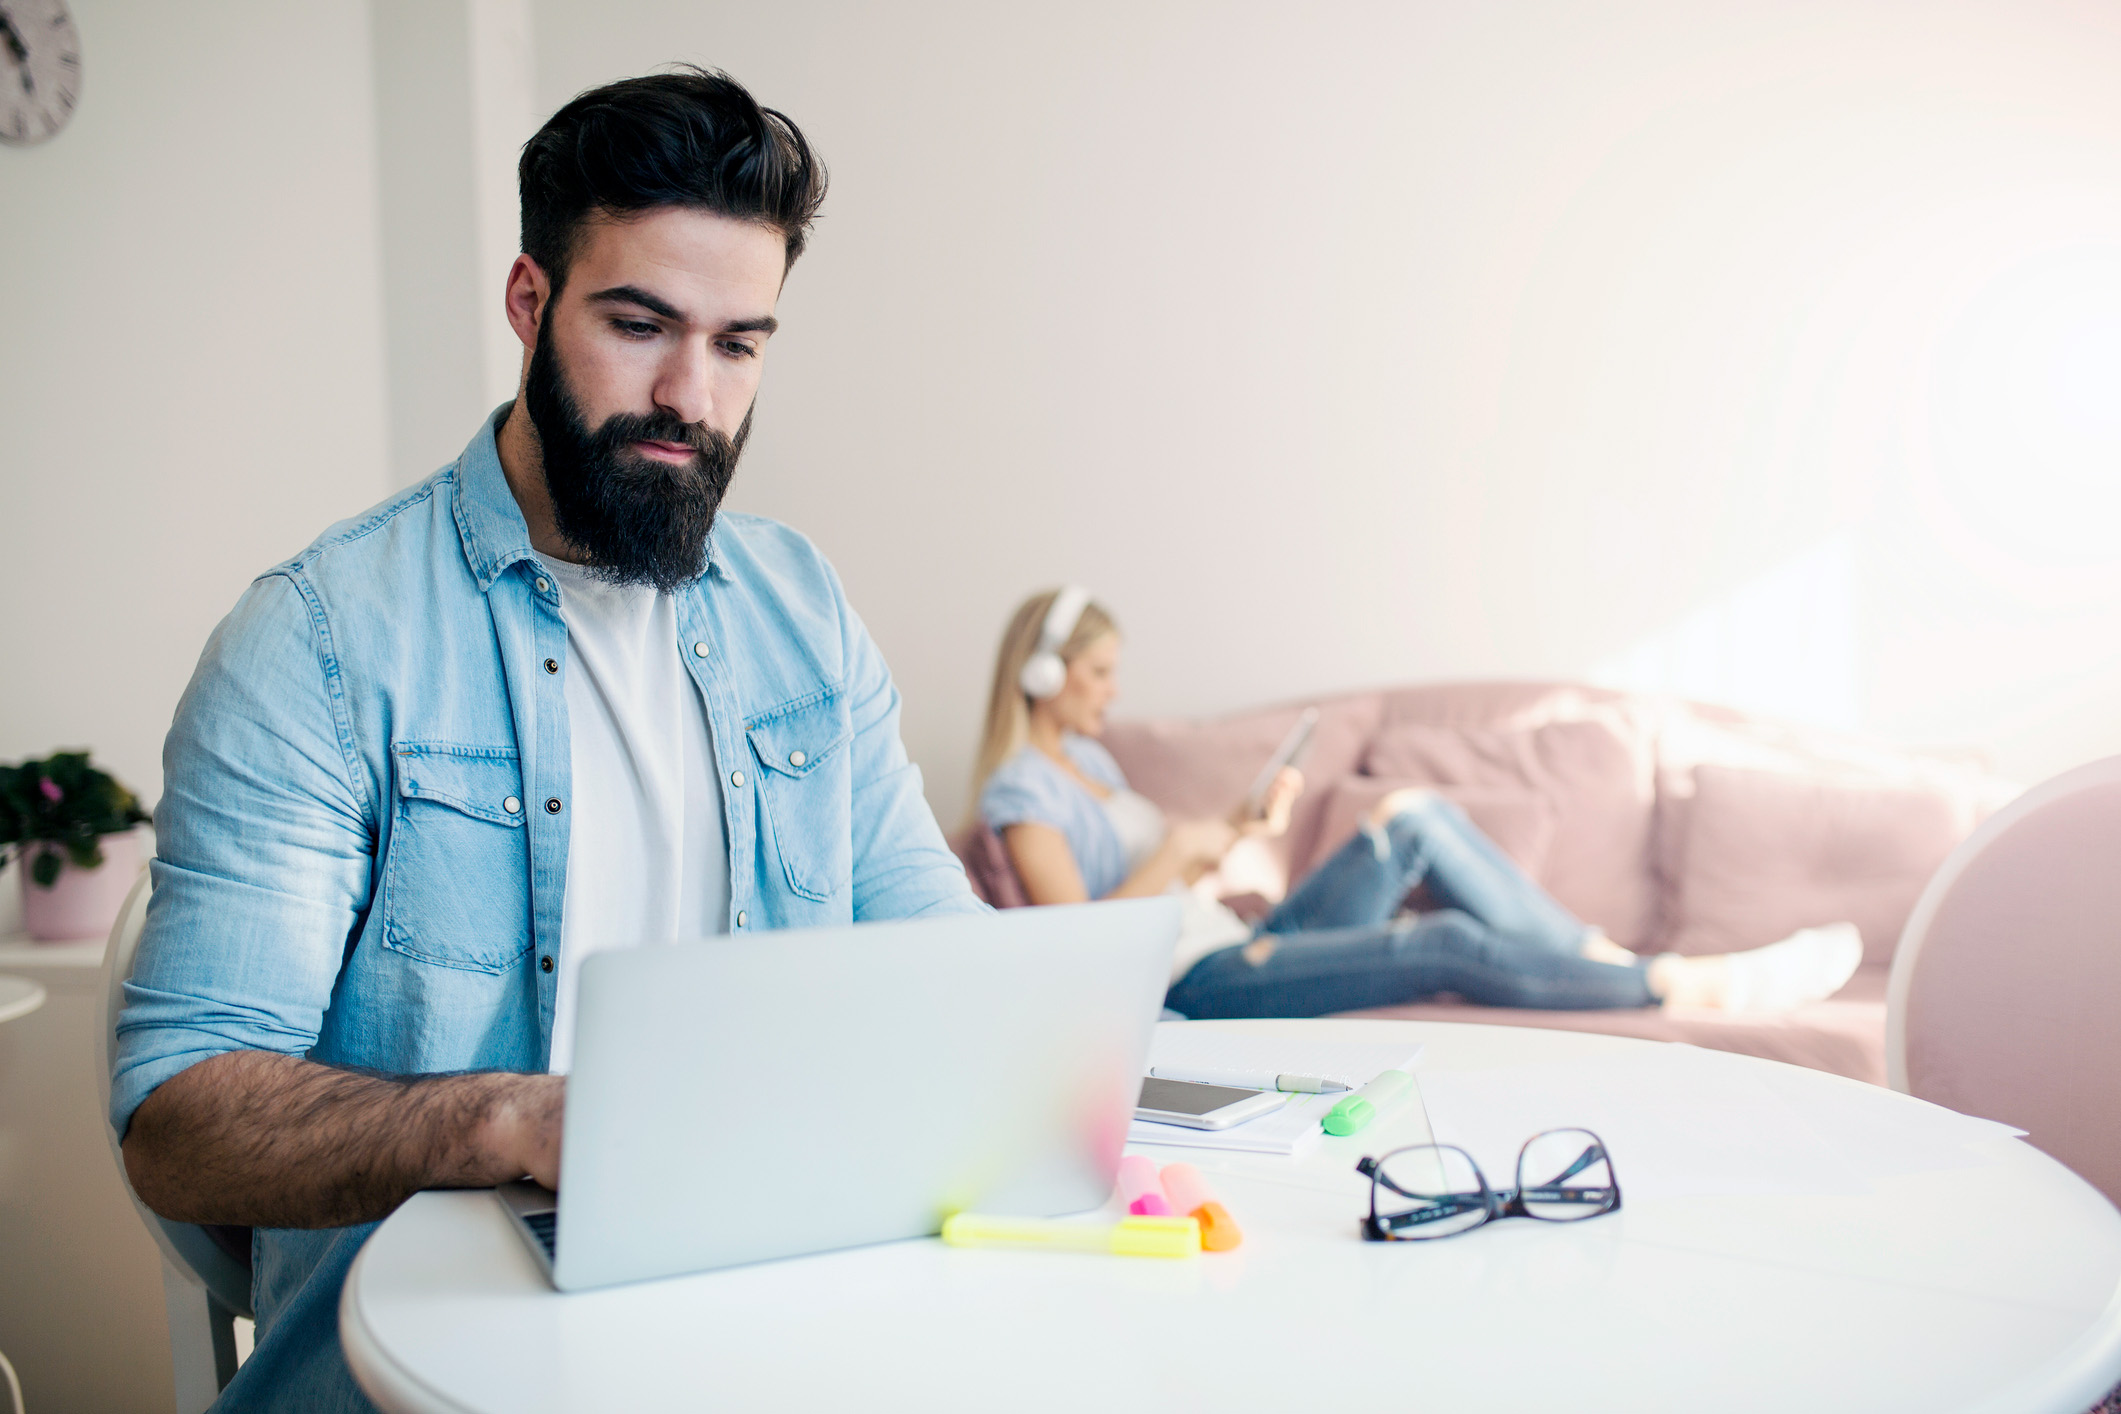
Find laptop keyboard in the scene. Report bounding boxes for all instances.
[523,1210,558,1260]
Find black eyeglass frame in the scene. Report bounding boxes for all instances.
[1355,1127,1622,1242]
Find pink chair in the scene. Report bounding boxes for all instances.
[1888,756,2121,1206]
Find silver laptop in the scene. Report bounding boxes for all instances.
[495,896,1180,1291]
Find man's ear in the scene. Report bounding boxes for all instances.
[503,255,553,353]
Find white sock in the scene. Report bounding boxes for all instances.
[1718,922,1863,1013]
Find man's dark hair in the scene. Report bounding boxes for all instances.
[518,65,827,293]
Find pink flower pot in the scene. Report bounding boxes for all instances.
[18,831,143,942]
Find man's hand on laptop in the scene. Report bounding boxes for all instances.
[123,1051,565,1229]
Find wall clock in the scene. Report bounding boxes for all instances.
[0,0,80,146]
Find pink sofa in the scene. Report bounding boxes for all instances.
[953,681,2015,1085]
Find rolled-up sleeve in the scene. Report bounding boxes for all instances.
[978,765,1054,833]
[111,572,376,1138]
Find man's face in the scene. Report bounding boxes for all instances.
[522,207,786,590]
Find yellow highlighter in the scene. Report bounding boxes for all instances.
[941,1213,1201,1258]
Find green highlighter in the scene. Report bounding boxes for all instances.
[1322,1069,1413,1137]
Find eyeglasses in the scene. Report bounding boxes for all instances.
[1356,1128,1621,1241]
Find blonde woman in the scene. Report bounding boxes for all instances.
[971,588,1864,1020]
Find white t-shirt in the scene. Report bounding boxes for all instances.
[1098,786,1256,982]
[543,558,730,1072]
[1098,788,1167,873]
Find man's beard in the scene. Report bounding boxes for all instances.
[522,319,748,593]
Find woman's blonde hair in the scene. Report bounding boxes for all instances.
[966,588,1119,826]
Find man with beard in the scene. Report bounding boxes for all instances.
[111,68,981,1410]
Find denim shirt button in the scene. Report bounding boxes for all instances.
[543,658,558,674]
[735,910,747,928]
[503,796,521,814]
[540,955,554,973]
[693,642,709,658]
[535,576,550,593]
[545,797,562,814]
[788,751,806,767]
[730,771,745,788]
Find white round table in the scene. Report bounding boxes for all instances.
[341,1021,2121,1414]
[0,975,45,1027]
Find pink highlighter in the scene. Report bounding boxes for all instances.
[1117,1155,1175,1216]
[1160,1162,1243,1251]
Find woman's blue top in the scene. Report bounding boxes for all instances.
[978,735,1131,899]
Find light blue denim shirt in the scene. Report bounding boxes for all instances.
[113,407,982,1412]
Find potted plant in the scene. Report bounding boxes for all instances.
[0,751,151,942]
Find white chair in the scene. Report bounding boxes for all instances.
[1888,755,2121,1207]
[97,873,254,1413]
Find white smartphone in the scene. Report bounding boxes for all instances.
[1134,1077,1289,1130]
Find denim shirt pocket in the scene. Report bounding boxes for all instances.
[380,742,534,973]
[746,690,853,902]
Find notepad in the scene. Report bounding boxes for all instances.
[1126,1025,1424,1156]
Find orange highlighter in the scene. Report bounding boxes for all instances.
[1159,1163,1242,1251]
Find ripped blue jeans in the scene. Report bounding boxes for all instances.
[1164,792,1656,1019]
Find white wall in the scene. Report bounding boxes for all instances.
[0,0,392,813]
[0,4,391,1406]
[10,4,2121,834]
[532,0,2121,820]
[371,0,539,487]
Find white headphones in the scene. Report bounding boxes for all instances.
[1019,585,1092,700]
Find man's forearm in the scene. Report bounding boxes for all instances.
[122,1050,562,1229]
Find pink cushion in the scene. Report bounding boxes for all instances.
[1359,712,1659,946]
[1341,963,1890,1085]
[1101,694,1384,899]
[1661,765,1970,964]
[947,823,1028,909]
[1371,680,1644,732]
[1299,777,1558,888]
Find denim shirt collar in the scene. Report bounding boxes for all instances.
[449,403,729,594]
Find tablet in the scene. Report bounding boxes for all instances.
[1240,707,1321,819]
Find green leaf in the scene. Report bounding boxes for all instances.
[0,750,149,846]
[65,837,104,870]
[30,849,62,889]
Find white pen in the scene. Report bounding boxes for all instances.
[1148,1066,1350,1094]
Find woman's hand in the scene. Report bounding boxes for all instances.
[1034,814,1237,902]
[1236,767,1304,839]
[1169,816,1241,870]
